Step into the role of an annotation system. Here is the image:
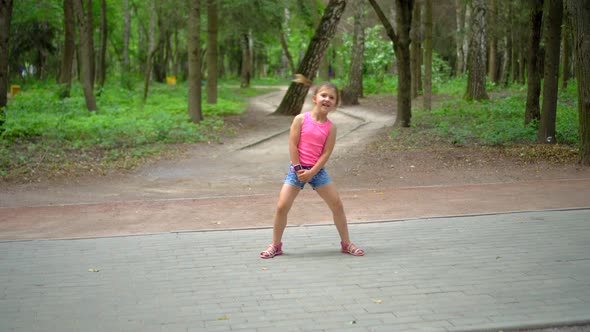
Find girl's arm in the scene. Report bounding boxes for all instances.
[289,114,305,166]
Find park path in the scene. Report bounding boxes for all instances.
[1,87,590,240]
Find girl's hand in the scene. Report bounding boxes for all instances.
[296,169,314,183]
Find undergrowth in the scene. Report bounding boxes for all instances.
[0,81,276,181]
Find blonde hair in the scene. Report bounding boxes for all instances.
[292,74,341,106]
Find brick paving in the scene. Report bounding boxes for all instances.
[1,209,590,331]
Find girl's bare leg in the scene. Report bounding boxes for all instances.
[315,183,351,244]
[272,184,301,245]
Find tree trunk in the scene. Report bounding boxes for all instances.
[59,0,75,98]
[560,21,572,90]
[206,0,218,104]
[454,0,467,75]
[187,0,202,123]
[122,0,131,89]
[342,0,365,106]
[279,9,296,77]
[142,0,156,101]
[369,0,413,127]
[564,0,590,164]
[410,0,422,99]
[240,33,251,88]
[96,0,107,88]
[423,0,432,111]
[488,0,499,83]
[525,0,544,126]
[311,0,330,82]
[73,0,97,111]
[0,0,12,121]
[464,0,488,101]
[274,0,346,116]
[538,0,562,144]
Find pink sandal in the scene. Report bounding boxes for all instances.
[341,242,364,256]
[260,242,283,259]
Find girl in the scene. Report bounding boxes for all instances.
[260,80,364,258]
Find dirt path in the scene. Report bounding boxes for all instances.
[1,88,589,240]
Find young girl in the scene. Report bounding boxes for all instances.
[260,80,364,258]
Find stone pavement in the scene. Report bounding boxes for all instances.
[1,209,590,332]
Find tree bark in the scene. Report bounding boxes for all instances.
[206,0,218,104]
[279,11,296,77]
[525,0,544,126]
[187,0,202,123]
[274,0,346,116]
[240,33,251,88]
[488,0,499,83]
[0,0,12,120]
[96,0,107,88]
[59,0,75,98]
[73,0,97,111]
[454,0,467,75]
[342,0,365,106]
[564,0,590,164]
[410,0,422,98]
[369,0,413,127]
[122,0,131,89]
[464,0,488,101]
[560,21,572,90]
[538,0,562,144]
[423,0,432,111]
[142,0,156,101]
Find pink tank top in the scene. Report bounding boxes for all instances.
[298,112,332,166]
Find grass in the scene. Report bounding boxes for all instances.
[0,80,277,181]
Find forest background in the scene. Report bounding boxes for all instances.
[0,0,589,184]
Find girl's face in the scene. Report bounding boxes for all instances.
[312,87,338,113]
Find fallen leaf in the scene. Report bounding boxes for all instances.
[88,268,99,273]
[217,314,229,321]
[261,267,268,270]
[372,299,383,304]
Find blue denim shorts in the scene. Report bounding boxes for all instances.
[284,165,332,190]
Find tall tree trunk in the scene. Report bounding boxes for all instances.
[488,0,499,83]
[560,21,572,90]
[73,0,97,111]
[206,0,218,104]
[564,0,590,164]
[311,0,331,81]
[465,0,488,100]
[342,0,365,106]
[538,0,562,144]
[187,0,202,123]
[369,0,413,127]
[274,0,346,116]
[96,0,107,88]
[279,8,296,77]
[240,33,251,88]
[423,0,432,111]
[142,0,156,101]
[525,0,544,126]
[0,0,12,124]
[122,0,131,89]
[454,0,467,75]
[410,0,422,98]
[59,0,75,98]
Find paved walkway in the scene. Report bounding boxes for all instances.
[2,209,590,332]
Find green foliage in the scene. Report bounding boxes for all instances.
[0,81,276,179]
[406,81,580,147]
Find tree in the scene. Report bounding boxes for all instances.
[142,0,156,101]
[58,0,75,98]
[0,0,12,119]
[410,0,422,98]
[525,0,544,126]
[73,0,97,111]
[487,0,499,84]
[274,0,346,116]
[565,0,590,164]
[454,0,469,75]
[206,0,218,104]
[341,0,365,106]
[538,0,562,144]
[240,32,252,88]
[464,0,488,101]
[560,20,572,90]
[423,0,432,110]
[369,0,413,127]
[121,0,131,89]
[187,0,202,123]
[96,0,107,88]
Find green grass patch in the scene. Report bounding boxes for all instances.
[0,80,277,181]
